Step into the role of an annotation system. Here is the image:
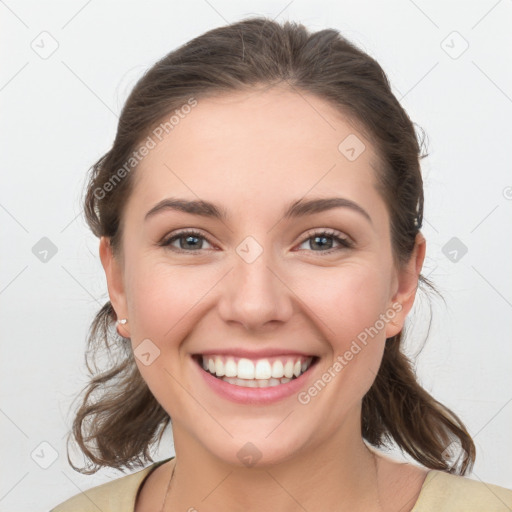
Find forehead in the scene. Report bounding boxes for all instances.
[127,86,385,225]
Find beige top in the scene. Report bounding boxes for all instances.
[50,457,512,511]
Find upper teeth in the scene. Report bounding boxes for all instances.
[201,355,313,380]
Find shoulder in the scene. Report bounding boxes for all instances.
[49,459,170,512]
[413,470,512,512]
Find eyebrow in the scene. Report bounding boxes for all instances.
[144,196,372,225]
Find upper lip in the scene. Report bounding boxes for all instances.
[193,348,318,358]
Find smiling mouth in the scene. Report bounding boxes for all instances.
[193,354,319,388]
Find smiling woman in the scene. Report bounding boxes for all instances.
[50,16,512,512]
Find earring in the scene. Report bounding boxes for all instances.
[116,318,128,338]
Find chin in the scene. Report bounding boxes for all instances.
[197,422,313,470]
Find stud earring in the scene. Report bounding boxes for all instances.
[115,318,128,338]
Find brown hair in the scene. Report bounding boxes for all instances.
[68,16,475,475]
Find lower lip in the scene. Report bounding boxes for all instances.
[194,357,318,405]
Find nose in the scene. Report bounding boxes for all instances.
[217,246,294,332]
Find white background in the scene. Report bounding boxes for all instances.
[1,0,511,510]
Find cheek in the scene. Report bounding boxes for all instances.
[299,264,390,393]
[125,258,210,341]
[126,254,392,356]
[296,262,392,345]
[124,261,210,412]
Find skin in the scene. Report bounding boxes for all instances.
[99,85,428,511]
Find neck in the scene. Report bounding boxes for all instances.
[166,422,382,512]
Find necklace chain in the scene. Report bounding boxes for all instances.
[159,460,176,512]
[159,450,382,512]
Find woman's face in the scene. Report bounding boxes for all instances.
[100,86,425,467]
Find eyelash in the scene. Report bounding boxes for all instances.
[159,228,354,255]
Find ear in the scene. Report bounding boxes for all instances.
[99,236,130,338]
[385,232,426,338]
